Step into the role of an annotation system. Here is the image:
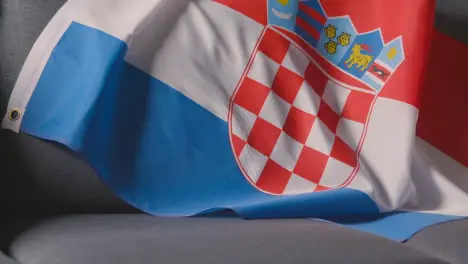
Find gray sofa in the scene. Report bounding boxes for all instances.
[1,0,468,263]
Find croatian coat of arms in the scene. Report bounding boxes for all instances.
[228,0,405,195]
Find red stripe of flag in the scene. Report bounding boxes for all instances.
[296,16,321,41]
[299,2,327,25]
[417,31,468,167]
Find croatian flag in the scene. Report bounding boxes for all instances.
[3,0,468,241]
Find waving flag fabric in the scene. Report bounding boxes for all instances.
[3,0,468,241]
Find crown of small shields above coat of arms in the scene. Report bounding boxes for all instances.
[267,0,405,92]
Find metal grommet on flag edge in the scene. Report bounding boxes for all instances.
[8,108,21,121]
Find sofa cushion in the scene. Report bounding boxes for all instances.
[9,215,447,264]
[406,219,468,264]
[0,252,17,264]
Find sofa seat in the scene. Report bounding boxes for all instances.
[5,215,452,264]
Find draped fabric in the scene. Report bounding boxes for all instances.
[3,0,468,241]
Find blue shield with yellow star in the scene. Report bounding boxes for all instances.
[361,36,405,91]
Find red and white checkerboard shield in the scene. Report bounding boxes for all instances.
[228,27,378,195]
